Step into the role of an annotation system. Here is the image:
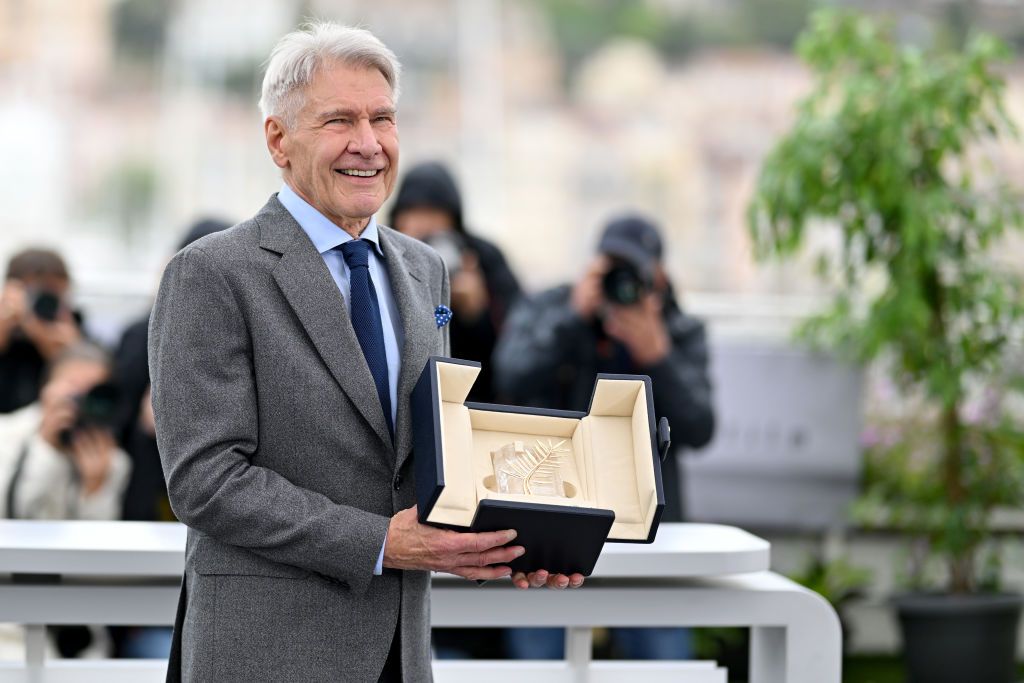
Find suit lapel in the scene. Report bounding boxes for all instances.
[379,227,437,471]
[257,197,394,453]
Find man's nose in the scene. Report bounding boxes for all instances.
[348,118,382,157]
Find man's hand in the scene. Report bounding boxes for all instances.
[21,308,81,361]
[450,252,489,323]
[383,506,524,581]
[38,386,78,451]
[0,281,28,352]
[603,293,670,366]
[570,256,608,321]
[68,428,117,496]
[511,569,585,590]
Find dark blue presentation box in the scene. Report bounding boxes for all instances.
[411,357,670,576]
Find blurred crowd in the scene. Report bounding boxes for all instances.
[0,161,715,662]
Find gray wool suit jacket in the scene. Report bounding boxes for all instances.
[149,195,449,682]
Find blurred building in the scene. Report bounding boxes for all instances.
[0,0,1022,342]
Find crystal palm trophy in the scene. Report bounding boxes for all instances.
[490,439,570,498]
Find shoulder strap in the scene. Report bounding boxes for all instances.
[4,439,32,519]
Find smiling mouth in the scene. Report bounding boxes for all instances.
[336,169,381,177]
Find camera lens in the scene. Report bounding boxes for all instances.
[32,291,61,322]
[59,383,121,447]
[602,263,645,305]
[77,383,120,428]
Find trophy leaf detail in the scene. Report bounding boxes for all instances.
[504,439,570,495]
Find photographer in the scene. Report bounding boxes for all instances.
[0,342,130,521]
[0,249,84,414]
[390,161,522,403]
[493,214,714,660]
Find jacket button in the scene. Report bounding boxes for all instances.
[393,474,403,490]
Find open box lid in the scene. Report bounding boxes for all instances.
[412,357,665,544]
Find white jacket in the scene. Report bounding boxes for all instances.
[0,403,131,520]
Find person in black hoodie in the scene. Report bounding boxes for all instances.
[112,219,233,525]
[390,161,522,404]
[390,163,522,659]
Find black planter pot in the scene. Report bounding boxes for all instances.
[894,592,1023,683]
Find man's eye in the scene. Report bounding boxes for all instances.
[374,116,394,124]
[326,118,349,125]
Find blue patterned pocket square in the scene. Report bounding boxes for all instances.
[434,305,453,328]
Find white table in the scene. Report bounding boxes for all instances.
[0,521,840,683]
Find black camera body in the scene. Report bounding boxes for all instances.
[601,260,653,306]
[30,290,61,322]
[423,231,466,278]
[58,382,120,448]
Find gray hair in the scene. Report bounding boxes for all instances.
[259,21,402,127]
[46,342,111,382]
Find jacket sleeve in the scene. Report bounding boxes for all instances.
[641,314,716,450]
[149,247,390,595]
[492,287,590,400]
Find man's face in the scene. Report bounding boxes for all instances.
[268,62,399,232]
[394,207,454,241]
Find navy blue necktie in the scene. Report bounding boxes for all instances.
[339,239,394,440]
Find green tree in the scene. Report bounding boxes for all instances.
[748,9,1024,594]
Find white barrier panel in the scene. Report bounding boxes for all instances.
[0,521,839,682]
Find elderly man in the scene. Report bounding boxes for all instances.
[149,22,581,683]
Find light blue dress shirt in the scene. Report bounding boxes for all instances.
[278,183,400,576]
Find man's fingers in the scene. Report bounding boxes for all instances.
[455,544,524,568]
[528,570,548,588]
[546,574,570,589]
[450,564,513,581]
[509,570,586,589]
[459,528,517,553]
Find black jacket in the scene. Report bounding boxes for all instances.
[0,310,85,414]
[493,284,715,520]
[112,314,173,522]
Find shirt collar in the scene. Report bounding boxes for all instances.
[278,183,384,257]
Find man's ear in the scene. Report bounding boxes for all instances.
[265,117,290,170]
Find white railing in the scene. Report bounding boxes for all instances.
[0,521,840,683]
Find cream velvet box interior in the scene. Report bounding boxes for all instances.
[412,357,666,573]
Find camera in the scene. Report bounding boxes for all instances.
[602,259,653,306]
[31,290,61,322]
[423,231,465,278]
[58,382,120,447]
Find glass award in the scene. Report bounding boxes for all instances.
[490,439,570,498]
